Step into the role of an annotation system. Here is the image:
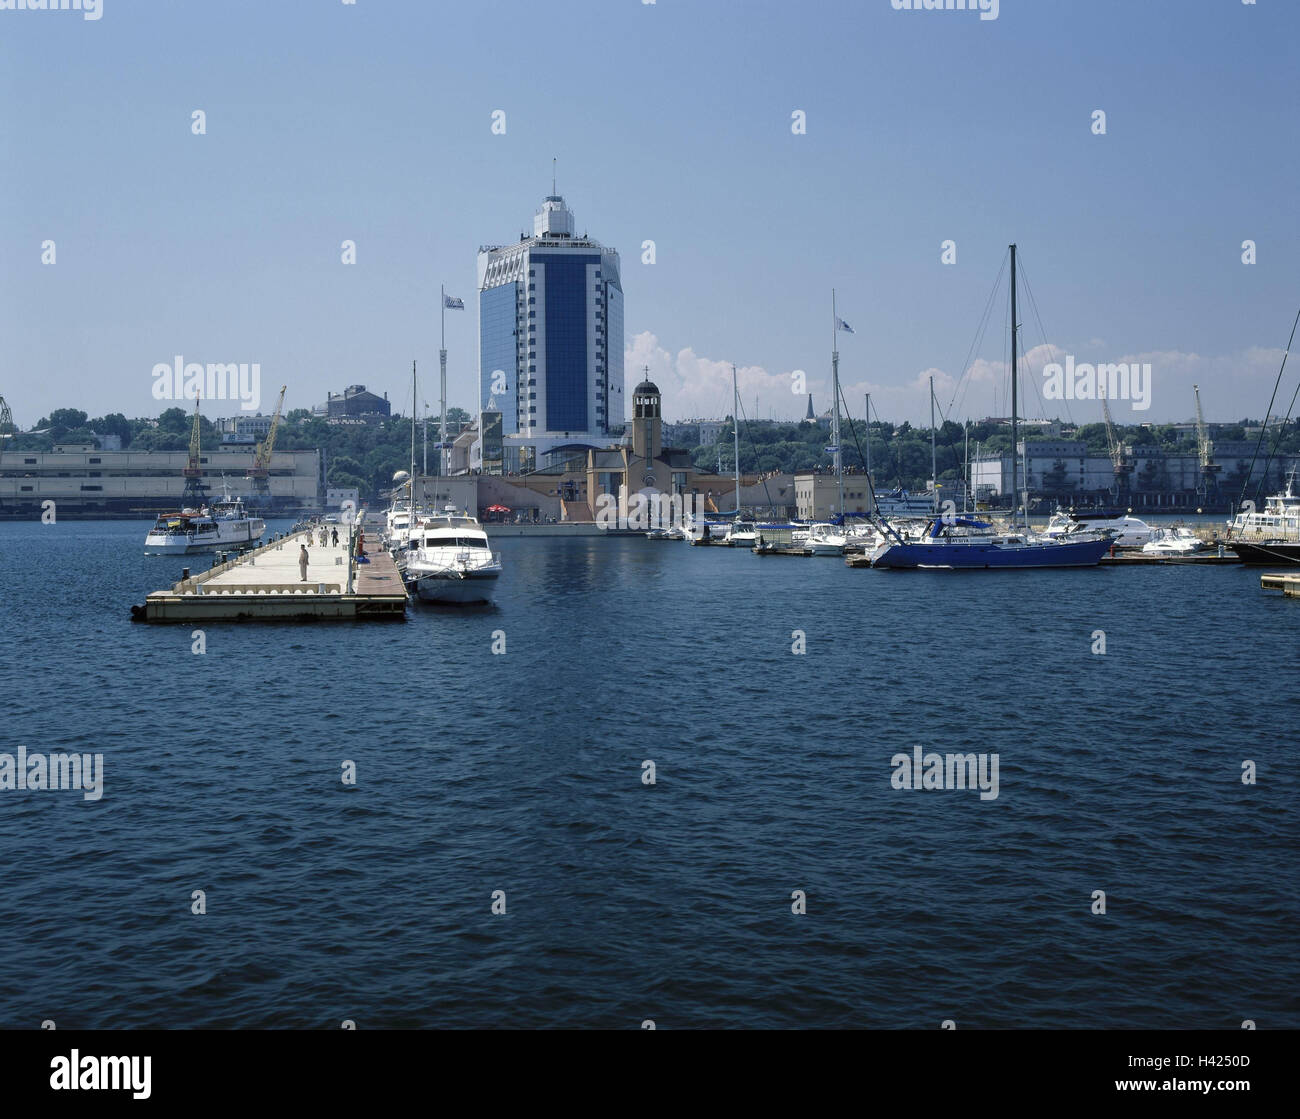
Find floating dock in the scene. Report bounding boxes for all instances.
[1260,573,1300,597]
[844,549,1243,569]
[1097,551,1241,566]
[754,543,813,557]
[131,531,407,622]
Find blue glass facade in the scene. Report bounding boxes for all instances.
[479,282,519,435]
[605,284,624,430]
[537,252,599,433]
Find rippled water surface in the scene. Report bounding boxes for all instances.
[1,519,1297,1028]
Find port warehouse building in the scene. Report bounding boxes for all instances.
[0,446,321,515]
[973,440,1298,510]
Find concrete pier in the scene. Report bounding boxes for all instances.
[133,531,407,622]
[1260,573,1300,597]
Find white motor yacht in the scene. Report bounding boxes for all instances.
[1141,526,1206,556]
[1043,509,1154,548]
[403,507,502,604]
[724,519,759,547]
[806,523,848,556]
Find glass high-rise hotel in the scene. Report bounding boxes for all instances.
[475,194,623,474]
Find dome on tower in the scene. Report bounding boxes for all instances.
[634,380,660,396]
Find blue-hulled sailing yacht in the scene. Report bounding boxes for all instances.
[868,244,1115,570]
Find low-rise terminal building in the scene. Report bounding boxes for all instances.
[0,447,321,515]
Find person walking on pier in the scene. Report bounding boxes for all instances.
[299,543,309,582]
[331,527,339,547]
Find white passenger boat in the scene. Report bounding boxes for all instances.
[402,507,502,604]
[1043,509,1154,548]
[1227,469,1300,542]
[144,489,265,554]
[874,487,938,516]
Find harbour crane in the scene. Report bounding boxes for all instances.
[181,397,209,506]
[1193,383,1220,507]
[0,394,13,457]
[1101,394,1134,504]
[245,385,287,500]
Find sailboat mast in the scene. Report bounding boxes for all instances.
[410,360,418,517]
[732,364,740,514]
[832,289,842,516]
[930,374,937,512]
[963,421,970,512]
[865,392,872,480]
[1009,243,1019,531]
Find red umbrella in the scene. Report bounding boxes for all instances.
[485,504,511,513]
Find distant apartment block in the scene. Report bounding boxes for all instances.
[318,385,392,419]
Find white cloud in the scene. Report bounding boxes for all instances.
[624,332,800,422]
[627,331,1290,426]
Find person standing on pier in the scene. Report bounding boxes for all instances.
[299,543,309,582]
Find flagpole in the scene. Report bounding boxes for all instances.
[476,290,482,478]
[440,284,449,481]
[832,289,842,517]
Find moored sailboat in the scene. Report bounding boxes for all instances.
[866,245,1114,571]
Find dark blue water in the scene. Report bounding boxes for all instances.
[1,520,1297,1029]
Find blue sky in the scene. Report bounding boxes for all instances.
[2,0,1297,428]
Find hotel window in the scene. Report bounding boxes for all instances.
[89,457,101,464]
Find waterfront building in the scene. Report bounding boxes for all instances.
[325,486,359,512]
[971,440,1296,510]
[473,192,623,474]
[0,447,320,514]
[794,472,875,521]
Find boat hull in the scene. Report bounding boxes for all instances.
[1229,541,1300,565]
[871,535,1114,569]
[412,572,500,604]
[143,521,265,554]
